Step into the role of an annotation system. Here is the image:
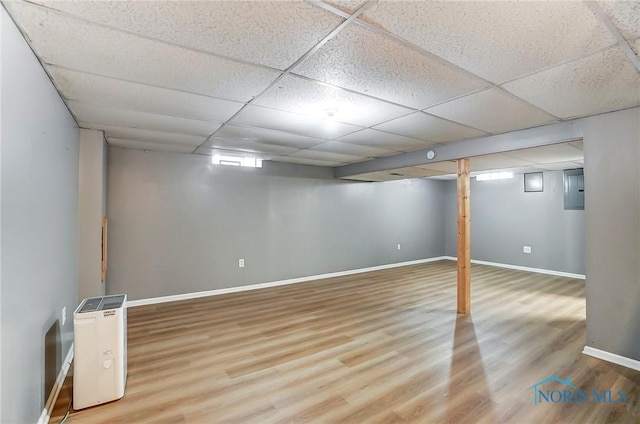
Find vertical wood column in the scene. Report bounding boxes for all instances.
[457,158,471,314]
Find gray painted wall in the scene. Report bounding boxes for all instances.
[1,7,79,424]
[106,148,446,300]
[582,107,640,362]
[443,170,585,275]
[78,129,107,301]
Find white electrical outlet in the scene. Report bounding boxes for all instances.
[523,246,532,254]
[239,259,245,268]
[61,307,67,326]
[397,244,401,250]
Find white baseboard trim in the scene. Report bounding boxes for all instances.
[37,343,74,424]
[583,346,640,371]
[441,256,585,280]
[127,256,450,308]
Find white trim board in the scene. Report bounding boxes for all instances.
[441,256,585,280]
[127,256,450,308]
[37,344,74,424]
[583,346,640,371]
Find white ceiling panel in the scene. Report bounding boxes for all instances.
[425,87,557,134]
[82,124,206,146]
[293,24,489,109]
[470,153,536,172]
[363,1,615,84]
[5,2,279,102]
[107,138,195,153]
[50,67,243,122]
[29,0,343,70]
[231,105,362,139]
[254,75,413,127]
[205,138,299,156]
[598,1,640,41]
[268,156,344,167]
[537,161,584,171]
[289,150,367,164]
[310,141,396,158]
[214,125,326,149]
[320,1,367,15]
[334,129,434,152]
[503,47,640,120]
[69,101,221,137]
[504,143,583,165]
[372,111,487,143]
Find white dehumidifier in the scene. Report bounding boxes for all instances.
[73,294,127,410]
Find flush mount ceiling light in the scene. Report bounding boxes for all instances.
[212,153,262,168]
[426,150,436,160]
[324,108,338,120]
[475,171,513,181]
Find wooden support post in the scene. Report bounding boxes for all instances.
[457,158,471,314]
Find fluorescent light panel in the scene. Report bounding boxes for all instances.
[475,171,513,181]
[212,153,263,168]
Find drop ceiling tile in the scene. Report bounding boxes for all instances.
[254,75,413,127]
[69,101,221,137]
[231,105,362,139]
[289,150,366,164]
[205,138,299,156]
[334,129,434,152]
[214,125,326,149]
[29,0,343,70]
[372,112,487,143]
[50,67,243,122]
[470,153,536,172]
[5,2,280,102]
[415,161,459,174]
[537,161,584,171]
[310,141,396,158]
[633,38,640,57]
[320,1,367,15]
[82,124,205,146]
[504,143,583,165]
[503,46,640,119]
[363,1,615,83]
[107,138,195,153]
[293,24,488,109]
[598,1,640,41]
[268,156,342,167]
[425,88,557,134]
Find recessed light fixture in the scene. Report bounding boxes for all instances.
[212,153,262,168]
[475,171,513,181]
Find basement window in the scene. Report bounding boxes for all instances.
[212,154,262,168]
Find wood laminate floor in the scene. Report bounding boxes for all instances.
[53,261,640,423]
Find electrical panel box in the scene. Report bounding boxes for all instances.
[564,168,584,210]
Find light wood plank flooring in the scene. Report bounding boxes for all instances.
[54,261,640,423]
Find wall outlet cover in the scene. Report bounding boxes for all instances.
[523,246,532,254]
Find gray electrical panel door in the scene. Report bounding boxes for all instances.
[564,168,584,210]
